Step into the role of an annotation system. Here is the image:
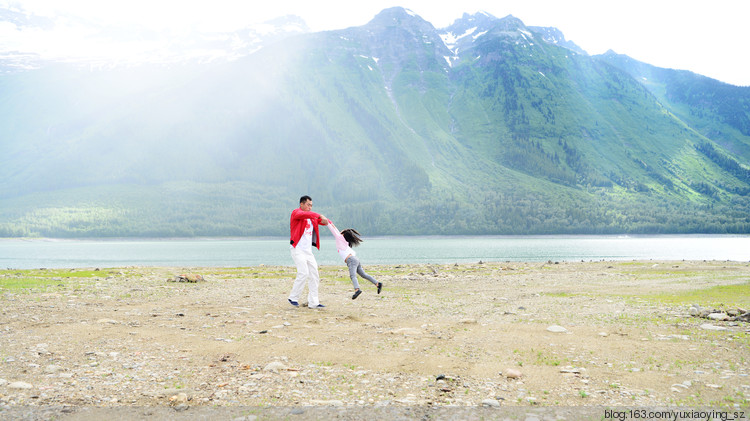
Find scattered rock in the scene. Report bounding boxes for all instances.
[392,328,423,336]
[170,274,205,283]
[96,319,119,324]
[734,311,750,322]
[700,324,727,331]
[263,361,288,373]
[169,392,189,405]
[481,398,501,407]
[8,381,33,389]
[503,369,522,379]
[149,388,193,398]
[689,304,748,322]
[560,366,585,375]
[173,403,189,412]
[546,325,567,333]
[308,399,344,406]
[44,365,63,374]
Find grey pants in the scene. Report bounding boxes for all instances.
[346,255,378,290]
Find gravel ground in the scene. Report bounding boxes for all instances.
[1,260,748,420]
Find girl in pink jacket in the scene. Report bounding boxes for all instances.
[326,221,382,300]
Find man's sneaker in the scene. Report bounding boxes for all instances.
[288,299,299,307]
[311,304,325,309]
[352,290,362,300]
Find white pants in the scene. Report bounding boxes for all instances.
[289,247,320,307]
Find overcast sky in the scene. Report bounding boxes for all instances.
[2,0,748,86]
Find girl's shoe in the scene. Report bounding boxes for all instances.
[377,282,383,294]
[352,289,362,300]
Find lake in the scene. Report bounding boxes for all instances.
[1,235,749,269]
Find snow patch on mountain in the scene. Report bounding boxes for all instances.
[404,8,418,18]
[440,27,476,52]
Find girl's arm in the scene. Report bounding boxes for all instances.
[326,221,345,241]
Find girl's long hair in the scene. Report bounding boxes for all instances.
[341,228,362,247]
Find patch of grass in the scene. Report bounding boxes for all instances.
[204,267,254,274]
[534,350,562,366]
[0,268,109,292]
[356,268,406,276]
[326,276,353,285]
[544,292,576,298]
[0,268,106,278]
[643,282,750,308]
[0,276,64,290]
[610,312,666,326]
[632,269,703,277]
[731,332,750,348]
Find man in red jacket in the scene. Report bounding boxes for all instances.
[288,195,328,308]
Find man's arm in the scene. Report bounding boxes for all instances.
[291,209,321,221]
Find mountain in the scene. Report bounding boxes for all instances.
[528,26,587,55]
[598,51,750,154]
[1,7,749,237]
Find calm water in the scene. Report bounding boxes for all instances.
[1,235,749,269]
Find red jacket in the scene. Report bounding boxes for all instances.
[289,208,322,249]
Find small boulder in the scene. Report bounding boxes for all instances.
[169,392,189,406]
[170,274,205,283]
[393,328,423,336]
[263,361,288,373]
[8,381,33,389]
[546,325,567,333]
[707,313,729,321]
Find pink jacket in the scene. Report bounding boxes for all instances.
[326,221,354,261]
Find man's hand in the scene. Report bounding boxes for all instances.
[318,216,329,226]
